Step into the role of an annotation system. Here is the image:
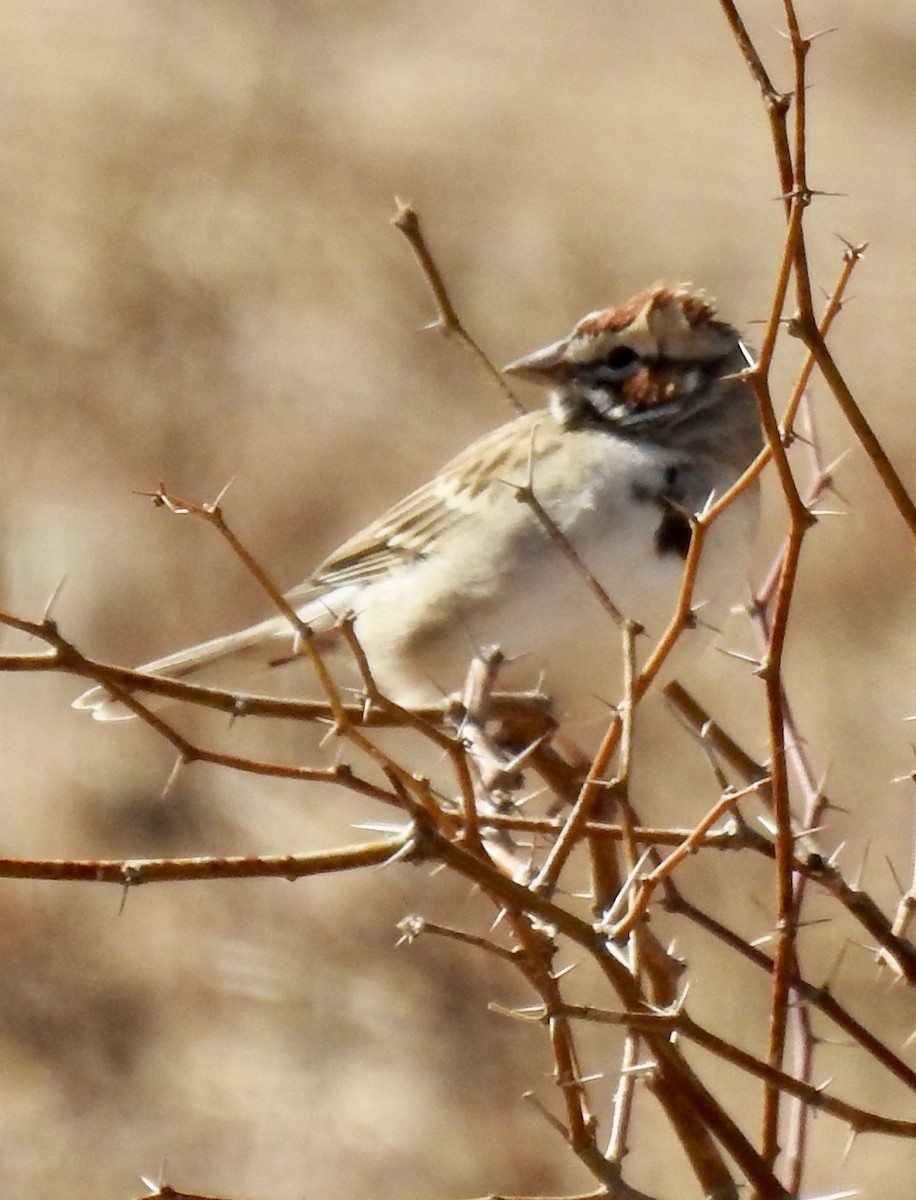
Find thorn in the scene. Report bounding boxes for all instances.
[378,836,417,870]
[835,232,869,258]
[671,979,691,1014]
[353,820,410,835]
[796,916,833,931]
[597,849,653,928]
[822,942,849,991]
[822,446,852,479]
[42,576,69,622]
[819,796,850,816]
[792,824,828,840]
[698,489,719,518]
[691,609,722,636]
[318,723,338,749]
[884,855,905,897]
[841,1126,859,1165]
[618,1059,658,1079]
[715,645,763,666]
[851,839,871,890]
[489,906,509,932]
[160,755,185,801]
[142,1157,169,1193]
[602,937,636,968]
[211,476,236,509]
[396,914,425,945]
[489,1002,546,1023]
[551,961,580,982]
[827,841,847,869]
[523,1090,569,1138]
[814,1035,855,1050]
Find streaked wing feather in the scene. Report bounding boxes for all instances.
[297,410,546,596]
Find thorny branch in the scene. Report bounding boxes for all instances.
[723,2,914,1181]
[392,199,525,417]
[0,8,913,1200]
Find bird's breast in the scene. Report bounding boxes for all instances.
[348,432,757,717]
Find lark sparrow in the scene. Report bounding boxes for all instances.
[74,284,761,722]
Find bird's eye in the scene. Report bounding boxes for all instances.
[602,345,641,376]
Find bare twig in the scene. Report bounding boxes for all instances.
[0,839,410,885]
[392,200,525,416]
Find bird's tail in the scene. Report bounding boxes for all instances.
[72,612,301,721]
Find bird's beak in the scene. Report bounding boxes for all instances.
[502,338,571,385]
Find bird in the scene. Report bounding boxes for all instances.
[74,284,761,724]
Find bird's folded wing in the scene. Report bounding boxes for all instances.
[300,410,547,593]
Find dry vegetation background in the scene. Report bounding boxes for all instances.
[0,3,913,1199]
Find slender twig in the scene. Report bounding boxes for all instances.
[794,318,916,535]
[664,680,916,979]
[0,612,406,803]
[662,880,916,1093]
[559,1003,916,1137]
[722,4,824,1164]
[699,243,866,532]
[509,470,625,627]
[141,484,311,640]
[536,507,713,894]
[717,0,794,204]
[609,779,770,939]
[392,200,525,416]
[605,1032,641,1165]
[0,838,409,884]
[479,812,761,850]
[396,915,518,963]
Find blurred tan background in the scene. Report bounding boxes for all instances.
[0,3,914,1198]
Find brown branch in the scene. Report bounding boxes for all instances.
[536,506,717,895]
[717,0,794,204]
[141,484,312,640]
[663,681,916,980]
[609,779,770,939]
[700,242,865,532]
[793,323,916,536]
[0,838,408,885]
[560,1004,916,1137]
[397,915,518,964]
[662,881,916,1094]
[479,811,762,851]
[392,200,525,416]
[509,471,626,627]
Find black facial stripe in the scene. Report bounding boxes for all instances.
[557,358,725,436]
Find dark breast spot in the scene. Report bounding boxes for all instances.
[630,465,694,560]
[655,506,693,559]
